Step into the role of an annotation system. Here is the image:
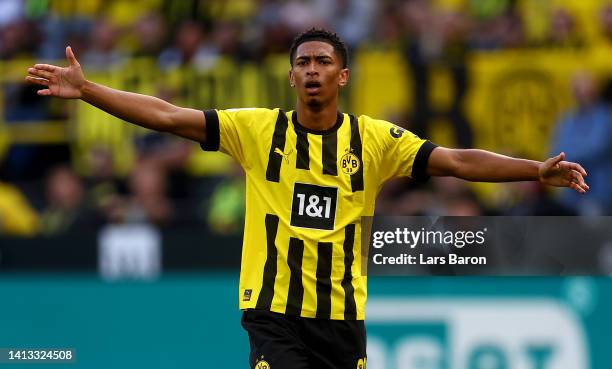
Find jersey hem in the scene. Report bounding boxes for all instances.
[239,305,365,321]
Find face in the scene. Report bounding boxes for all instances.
[289,41,349,109]
[571,72,597,107]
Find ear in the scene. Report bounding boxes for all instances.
[289,69,295,87]
[339,68,350,87]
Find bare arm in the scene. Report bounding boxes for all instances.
[426,147,589,194]
[26,46,206,142]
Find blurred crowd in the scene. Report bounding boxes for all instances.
[2,0,612,63]
[1,0,612,237]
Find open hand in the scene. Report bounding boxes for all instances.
[25,46,85,99]
[539,152,589,194]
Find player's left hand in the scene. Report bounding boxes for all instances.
[539,152,589,193]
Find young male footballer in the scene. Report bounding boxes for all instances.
[26,28,588,369]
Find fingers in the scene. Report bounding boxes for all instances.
[570,169,588,187]
[565,178,587,193]
[25,75,49,86]
[568,181,585,194]
[574,183,588,193]
[557,157,590,193]
[565,168,581,183]
[28,67,54,80]
[566,169,589,193]
[559,161,587,177]
[33,63,58,72]
[66,46,79,66]
[549,152,565,167]
[25,75,52,96]
[541,152,565,173]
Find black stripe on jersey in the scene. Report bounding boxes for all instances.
[285,237,305,316]
[295,129,310,170]
[411,140,438,183]
[341,224,357,320]
[322,132,338,176]
[256,214,280,309]
[201,109,220,151]
[265,110,289,182]
[315,242,333,319]
[349,114,364,192]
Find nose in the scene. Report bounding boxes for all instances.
[307,63,318,76]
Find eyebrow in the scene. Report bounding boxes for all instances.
[295,55,334,61]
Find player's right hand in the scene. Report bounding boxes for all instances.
[25,46,85,99]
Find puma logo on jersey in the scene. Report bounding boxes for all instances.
[389,126,406,138]
[274,148,292,164]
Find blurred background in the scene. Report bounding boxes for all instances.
[0,0,611,368]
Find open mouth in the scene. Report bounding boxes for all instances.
[305,81,322,94]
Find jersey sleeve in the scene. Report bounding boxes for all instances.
[367,118,437,184]
[200,108,275,167]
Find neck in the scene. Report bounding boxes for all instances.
[295,99,339,131]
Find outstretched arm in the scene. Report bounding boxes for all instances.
[25,46,205,142]
[426,147,589,194]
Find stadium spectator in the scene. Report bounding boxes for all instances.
[0,180,39,236]
[430,177,484,216]
[82,18,126,69]
[504,181,576,216]
[370,1,403,47]
[550,71,612,215]
[0,14,39,60]
[327,0,377,50]
[600,3,612,45]
[212,20,246,61]
[40,165,96,235]
[207,162,245,234]
[375,176,433,215]
[38,0,99,60]
[468,2,525,50]
[158,20,219,70]
[158,0,225,29]
[376,176,485,217]
[125,160,175,226]
[99,160,174,227]
[85,147,124,225]
[255,0,305,56]
[131,12,168,58]
[545,8,584,49]
[101,0,162,29]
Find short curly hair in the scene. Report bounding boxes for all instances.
[289,28,349,69]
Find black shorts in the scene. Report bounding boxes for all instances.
[241,309,367,369]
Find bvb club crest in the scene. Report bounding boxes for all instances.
[255,356,270,369]
[357,357,367,369]
[341,149,361,175]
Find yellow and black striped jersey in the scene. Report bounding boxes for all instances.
[201,108,436,320]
